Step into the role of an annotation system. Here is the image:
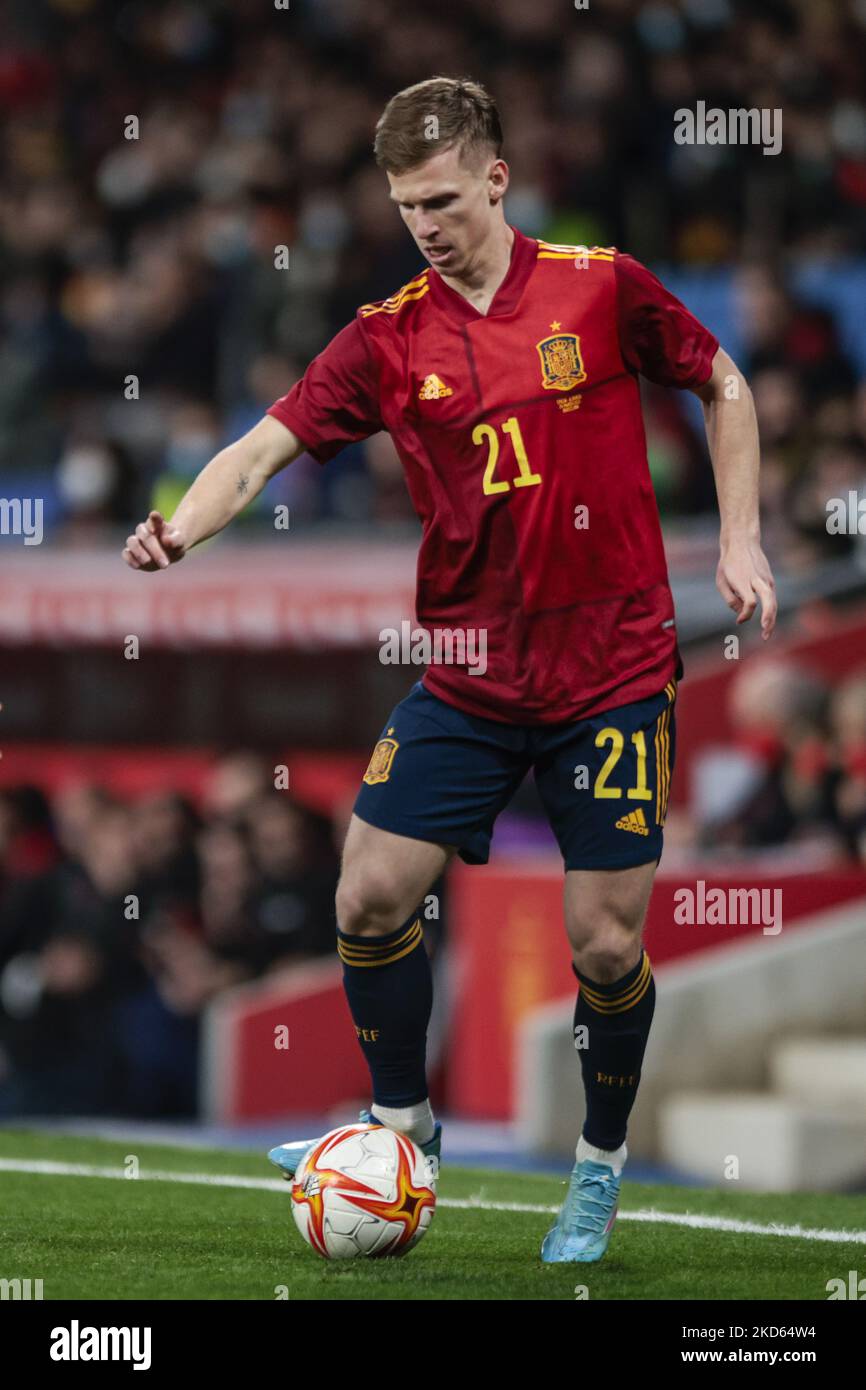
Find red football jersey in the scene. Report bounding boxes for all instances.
[267,227,718,723]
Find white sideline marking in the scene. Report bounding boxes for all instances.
[2,1157,865,1245]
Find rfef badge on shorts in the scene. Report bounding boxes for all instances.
[363,729,399,785]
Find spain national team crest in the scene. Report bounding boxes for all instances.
[363,735,399,785]
[536,329,587,391]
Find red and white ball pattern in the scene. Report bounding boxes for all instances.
[290,1123,437,1259]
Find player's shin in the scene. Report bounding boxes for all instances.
[573,947,656,1164]
[336,914,435,1146]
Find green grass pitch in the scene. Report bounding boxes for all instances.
[1,1129,863,1300]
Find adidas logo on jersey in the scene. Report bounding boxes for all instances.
[615,808,649,836]
[418,374,453,400]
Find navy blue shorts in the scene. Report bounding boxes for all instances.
[353,679,677,871]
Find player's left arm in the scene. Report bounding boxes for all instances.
[689,346,777,640]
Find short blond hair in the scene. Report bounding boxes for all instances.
[374,76,503,175]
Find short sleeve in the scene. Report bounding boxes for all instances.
[615,253,718,389]
[267,318,383,464]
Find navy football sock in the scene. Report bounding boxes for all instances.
[573,948,656,1151]
[337,914,432,1108]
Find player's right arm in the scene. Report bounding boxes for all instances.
[122,414,304,571]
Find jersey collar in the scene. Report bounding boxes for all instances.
[425,224,537,324]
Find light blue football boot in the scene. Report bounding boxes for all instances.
[268,1110,442,1184]
[267,1133,318,1181]
[540,1155,621,1263]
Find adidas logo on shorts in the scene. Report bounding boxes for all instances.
[615,808,649,836]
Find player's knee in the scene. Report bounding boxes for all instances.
[335,866,405,936]
[567,909,643,981]
[574,942,640,983]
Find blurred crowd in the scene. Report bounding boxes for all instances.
[687,658,866,858]
[0,754,341,1117]
[730,268,866,577]
[2,0,866,554]
[642,262,866,575]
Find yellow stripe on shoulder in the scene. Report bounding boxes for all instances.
[537,241,616,263]
[359,271,430,318]
[537,241,617,256]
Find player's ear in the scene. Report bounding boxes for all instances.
[488,157,508,202]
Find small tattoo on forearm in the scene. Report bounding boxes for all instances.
[237,474,249,496]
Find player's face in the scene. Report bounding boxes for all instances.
[387,144,508,277]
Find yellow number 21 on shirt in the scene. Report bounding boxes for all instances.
[473,416,543,496]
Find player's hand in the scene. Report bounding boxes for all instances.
[716,537,777,640]
[122,511,187,571]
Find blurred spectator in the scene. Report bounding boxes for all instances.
[691,657,857,854]
[786,437,866,569]
[131,791,201,911]
[203,750,272,819]
[245,794,338,966]
[0,772,340,1118]
[830,670,866,860]
[0,790,137,1116]
[0,785,63,966]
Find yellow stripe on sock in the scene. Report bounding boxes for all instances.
[337,920,423,967]
[579,953,653,1013]
[579,953,650,1010]
[337,925,421,962]
[337,935,424,968]
[338,919,420,955]
[580,973,652,1014]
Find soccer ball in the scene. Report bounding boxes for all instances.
[290,1123,437,1259]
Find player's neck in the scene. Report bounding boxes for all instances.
[438,222,515,317]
